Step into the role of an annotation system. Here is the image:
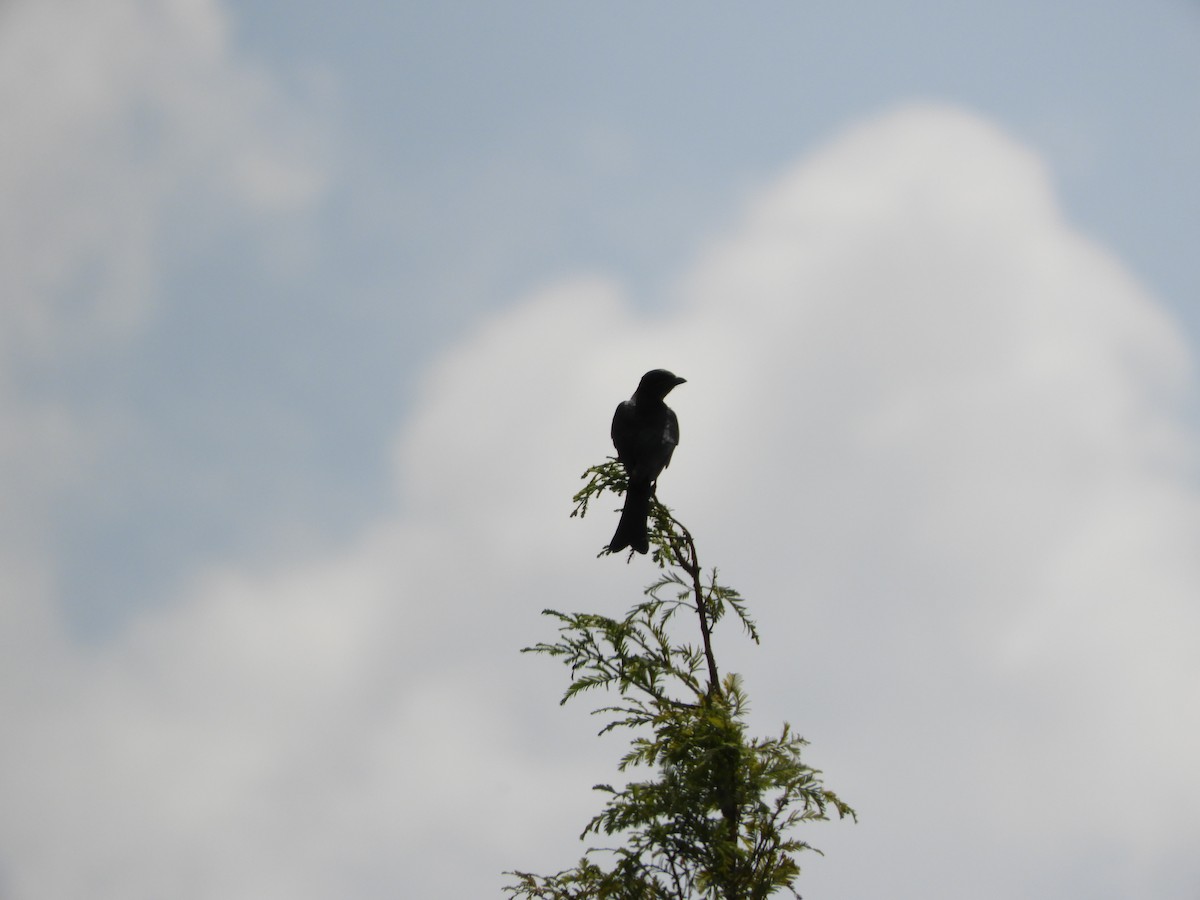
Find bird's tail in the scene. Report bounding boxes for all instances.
[608,481,652,555]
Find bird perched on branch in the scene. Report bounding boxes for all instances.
[608,369,686,554]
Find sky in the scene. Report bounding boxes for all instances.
[2,1,1200,898]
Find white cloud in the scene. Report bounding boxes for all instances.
[2,102,1198,899]
[0,0,329,604]
[0,0,326,357]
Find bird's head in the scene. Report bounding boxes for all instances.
[636,369,686,401]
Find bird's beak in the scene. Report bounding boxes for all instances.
[675,376,687,385]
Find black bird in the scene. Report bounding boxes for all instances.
[608,369,686,554]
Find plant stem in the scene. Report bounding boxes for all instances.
[668,509,720,696]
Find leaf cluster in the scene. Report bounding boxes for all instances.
[507,462,854,900]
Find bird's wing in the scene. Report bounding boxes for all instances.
[660,407,680,469]
[611,399,638,463]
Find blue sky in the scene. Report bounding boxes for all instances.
[42,0,1200,634]
[3,2,1199,898]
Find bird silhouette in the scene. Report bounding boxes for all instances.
[607,369,686,554]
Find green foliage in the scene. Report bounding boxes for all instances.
[506,461,853,900]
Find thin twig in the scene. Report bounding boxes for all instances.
[665,508,720,697]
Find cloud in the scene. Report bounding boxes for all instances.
[3,101,1198,899]
[0,0,330,627]
[0,0,326,357]
[661,107,1200,899]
